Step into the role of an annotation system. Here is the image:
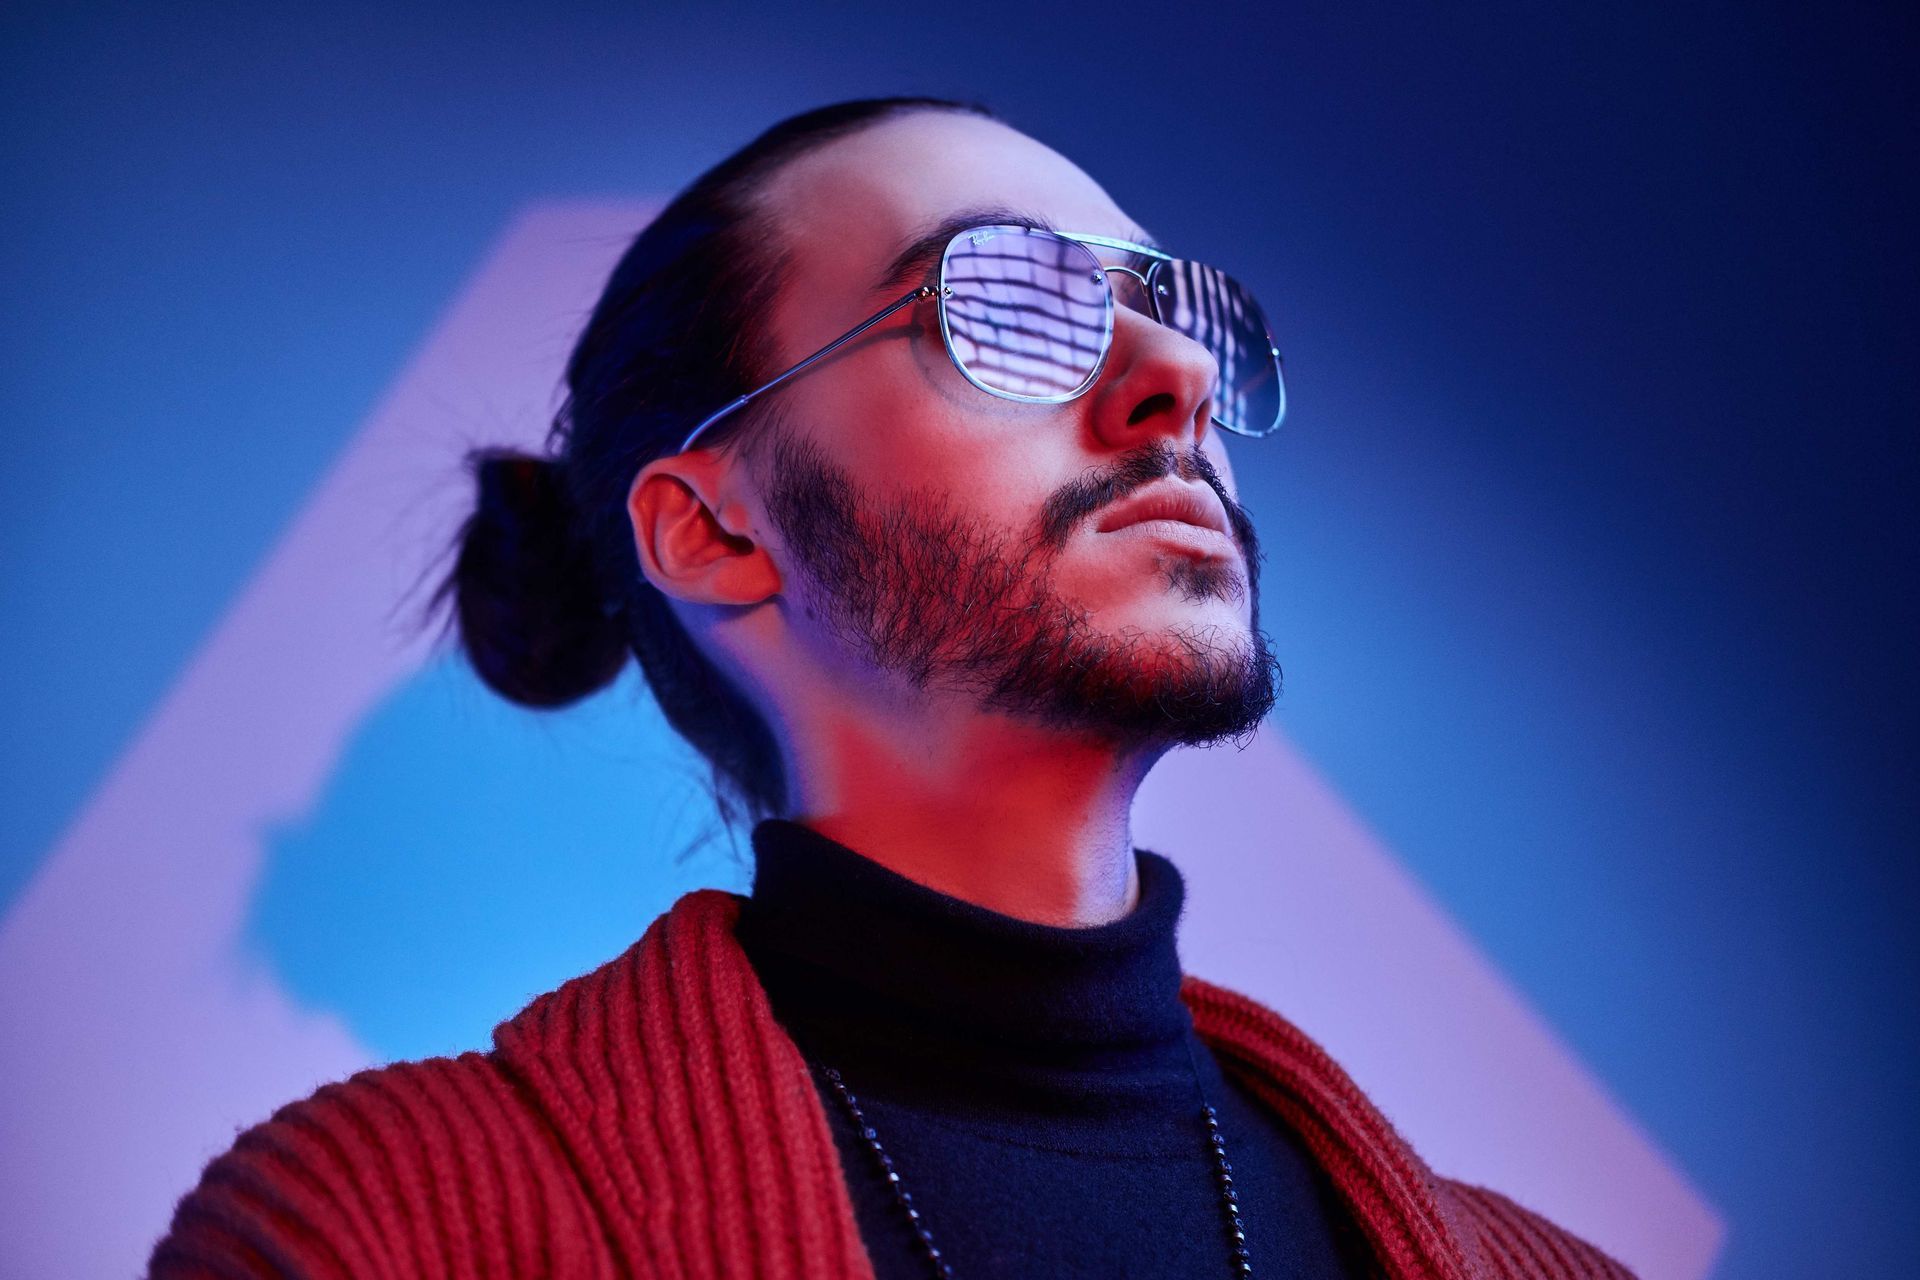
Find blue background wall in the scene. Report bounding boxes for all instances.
[3,3,1913,1275]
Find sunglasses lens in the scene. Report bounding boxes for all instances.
[1154,260,1285,436]
[941,227,1111,400]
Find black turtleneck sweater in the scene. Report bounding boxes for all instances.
[733,820,1375,1279]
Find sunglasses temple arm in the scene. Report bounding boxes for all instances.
[679,284,939,451]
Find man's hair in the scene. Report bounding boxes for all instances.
[432,97,997,827]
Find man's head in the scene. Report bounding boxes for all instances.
[442,100,1278,823]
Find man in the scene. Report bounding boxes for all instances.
[150,98,1633,1279]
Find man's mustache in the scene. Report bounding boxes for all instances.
[1038,443,1261,571]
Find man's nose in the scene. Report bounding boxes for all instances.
[1085,293,1220,455]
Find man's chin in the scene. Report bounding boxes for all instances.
[984,621,1280,747]
[1140,599,1255,639]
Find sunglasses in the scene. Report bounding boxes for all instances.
[679,222,1285,453]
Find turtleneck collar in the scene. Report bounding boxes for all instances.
[733,818,1195,1055]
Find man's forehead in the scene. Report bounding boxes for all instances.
[759,113,1148,297]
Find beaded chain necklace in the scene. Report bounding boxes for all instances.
[816,1032,1254,1278]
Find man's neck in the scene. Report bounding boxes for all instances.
[779,696,1158,928]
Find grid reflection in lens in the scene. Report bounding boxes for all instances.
[941,227,1110,400]
[1154,259,1283,436]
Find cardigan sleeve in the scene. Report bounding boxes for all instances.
[146,1053,613,1280]
[1441,1179,1640,1279]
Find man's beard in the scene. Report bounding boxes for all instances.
[761,431,1280,747]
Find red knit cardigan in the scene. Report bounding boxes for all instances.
[149,888,1636,1279]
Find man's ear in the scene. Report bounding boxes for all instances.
[627,452,782,606]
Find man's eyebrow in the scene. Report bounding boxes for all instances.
[870,205,1061,296]
[870,208,1170,298]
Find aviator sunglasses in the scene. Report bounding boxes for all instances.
[678,222,1286,452]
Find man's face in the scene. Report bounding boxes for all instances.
[743,111,1277,744]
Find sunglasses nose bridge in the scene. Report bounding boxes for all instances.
[1095,263,1159,322]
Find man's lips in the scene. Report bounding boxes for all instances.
[1093,478,1235,542]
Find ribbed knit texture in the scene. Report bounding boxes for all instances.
[148,888,1636,1279]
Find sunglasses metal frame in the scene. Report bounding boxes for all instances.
[677,223,1283,453]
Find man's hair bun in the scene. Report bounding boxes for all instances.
[445,448,629,708]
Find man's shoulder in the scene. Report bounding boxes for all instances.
[149,891,749,1277]
[148,1042,614,1277]
[147,890,751,1277]
[227,1046,543,1157]
[1182,973,1638,1279]
[1436,1178,1640,1279]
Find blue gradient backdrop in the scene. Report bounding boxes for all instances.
[3,3,1913,1276]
